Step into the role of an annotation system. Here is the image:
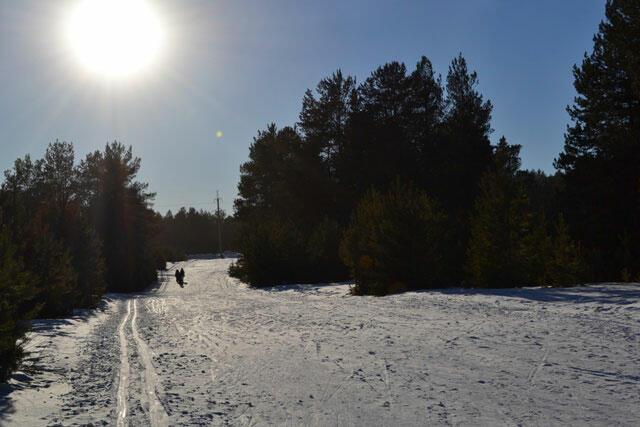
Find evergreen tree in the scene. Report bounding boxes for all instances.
[299,70,358,220]
[516,169,562,221]
[38,142,106,307]
[69,221,106,306]
[77,142,158,292]
[39,141,75,222]
[0,226,35,382]
[345,62,417,193]
[436,55,495,282]
[234,125,305,221]
[469,138,586,288]
[340,180,446,295]
[232,124,348,285]
[27,229,78,317]
[233,55,495,289]
[2,146,84,316]
[0,141,159,380]
[437,54,494,215]
[545,216,586,286]
[555,0,640,280]
[229,219,309,286]
[406,57,445,188]
[2,155,39,237]
[157,208,239,257]
[466,137,531,287]
[299,70,357,180]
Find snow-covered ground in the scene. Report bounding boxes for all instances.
[2,258,639,426]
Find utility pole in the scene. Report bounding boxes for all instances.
[215,191,223,258]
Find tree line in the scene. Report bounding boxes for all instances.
[0,140,241,381]
[157,207,240,258]
[0,142,162,382]
[231,0,639,294]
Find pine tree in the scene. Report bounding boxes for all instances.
[469,136,587,288]
[353,62,418,189]
[0,227,35,382]
[26,217,78,317]
[406,57,445,188]
[434,55,495,282]
[299,70,357,180]
[340,180,446,295]
[555,0,640,280]
[466,137,531,288]
[235,125,305,221]
[39,141,75,221]
[77,142,158,292]
[545,216,586,287]
[232,125,343,285]
[437,54,494,215]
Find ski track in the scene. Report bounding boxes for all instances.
[3,258,640,426]
[116,300,132,427]
[131,299,169,427]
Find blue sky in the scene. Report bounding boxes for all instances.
[0,0,604,213]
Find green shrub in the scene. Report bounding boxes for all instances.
[535,216,586,287]
[305,217,348,281]
[26,230,78,318]
[466,164,586,288]
[0,230,35,382]
[230,219,309,286]
[340,180,446,295]
[466,163,532,288]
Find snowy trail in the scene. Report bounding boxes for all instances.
[131,299,169,427]
[116,299,132,427]
[3,258,640,426]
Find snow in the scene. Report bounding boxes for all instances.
[2,258,639,426]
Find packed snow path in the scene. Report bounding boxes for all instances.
[2,259,640,426]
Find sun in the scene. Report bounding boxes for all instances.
[66,0,164,79]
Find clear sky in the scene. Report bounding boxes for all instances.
[0,0,605,214]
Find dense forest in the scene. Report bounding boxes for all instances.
[230,0,639,293]
[0,141,244,381]
[0,142,162,381]
[157,208,240,259]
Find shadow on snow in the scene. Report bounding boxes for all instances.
[432,283,640,306]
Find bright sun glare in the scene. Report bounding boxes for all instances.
[66,0,164,79]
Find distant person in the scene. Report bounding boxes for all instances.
[175,268,184,287]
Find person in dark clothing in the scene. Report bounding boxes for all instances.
[175,268,184,287]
